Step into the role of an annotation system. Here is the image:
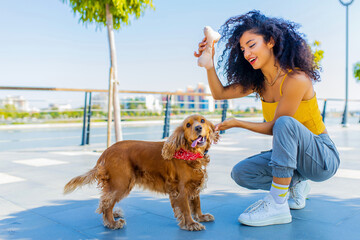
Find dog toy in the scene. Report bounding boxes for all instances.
[197,26,221,69]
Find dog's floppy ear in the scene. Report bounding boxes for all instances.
[208,120,220,145]
[162,125,185,160]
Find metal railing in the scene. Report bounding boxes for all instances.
[1,86,359,146]
[0,86,233,145]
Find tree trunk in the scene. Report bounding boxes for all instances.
[105,4,123,142]
[107,67,114,148]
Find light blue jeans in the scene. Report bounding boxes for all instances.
[231,116,340,190]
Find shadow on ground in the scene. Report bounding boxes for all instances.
[1,190,360,240]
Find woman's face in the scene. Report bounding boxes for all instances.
[239,31,274,70]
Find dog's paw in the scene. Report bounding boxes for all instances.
[197,213,214,222]
[114,219,126,229]
[104,219,126,230]
[113,207,124,218]
[182,222,205,231]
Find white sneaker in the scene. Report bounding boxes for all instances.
[288,181,311,210]
[238,194,292,227]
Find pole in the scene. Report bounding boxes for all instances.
[85,92,92,145]
[220,100,228,134]
[81,92,88,145]
[163,95,171,139]
[339,0,354,127]
[322,99,327,123]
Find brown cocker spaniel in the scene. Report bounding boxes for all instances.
[64,114,219,231]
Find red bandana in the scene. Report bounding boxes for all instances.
[173,148,203,161]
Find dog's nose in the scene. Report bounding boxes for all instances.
[195,125,202,132]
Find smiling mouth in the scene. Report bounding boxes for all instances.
[191,136,206,148]
[249,57,257,65]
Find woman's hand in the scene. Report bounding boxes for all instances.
[194,37,215,59]
[215,118,238,131]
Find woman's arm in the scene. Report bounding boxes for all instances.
[215,73,312,135]
[206,67,253,100]
[215,118,275,135]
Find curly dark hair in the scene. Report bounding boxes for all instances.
[217,10,320,96]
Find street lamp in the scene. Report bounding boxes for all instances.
[339,0,354,127]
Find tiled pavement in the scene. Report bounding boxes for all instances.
[1,124,360,239]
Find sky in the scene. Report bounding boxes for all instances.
[1,0,360,111]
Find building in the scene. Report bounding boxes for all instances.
[92,93,163,113]
[186,85,196,110]
[175,89,185,109]
[205,85,215,112]
[48,103,72,111]
[0,95,29,111]
[91,82,233,115]
[122,95,162,113]
[92,93,108,111]
[160,82,230,113]
[144,95,162,113]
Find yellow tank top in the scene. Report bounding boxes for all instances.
[261,70,326,135]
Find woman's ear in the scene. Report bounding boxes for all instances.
[161,125,185,160]
[267,37,275,49]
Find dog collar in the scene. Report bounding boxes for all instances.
[173,148,203,161]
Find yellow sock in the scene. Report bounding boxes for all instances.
[270,181,289,204]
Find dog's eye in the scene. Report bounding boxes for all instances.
[201,119,205,123]
[186,123,191,128]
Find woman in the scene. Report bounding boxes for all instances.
[194,11,340,227]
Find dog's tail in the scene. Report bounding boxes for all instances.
[63,168,97,194]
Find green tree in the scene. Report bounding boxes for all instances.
[62,0,154,141]
[4,104,17,112]
[311,41,324,69]
[92,104,102,110]
[128,97,146,109]
[354,62,360,82]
